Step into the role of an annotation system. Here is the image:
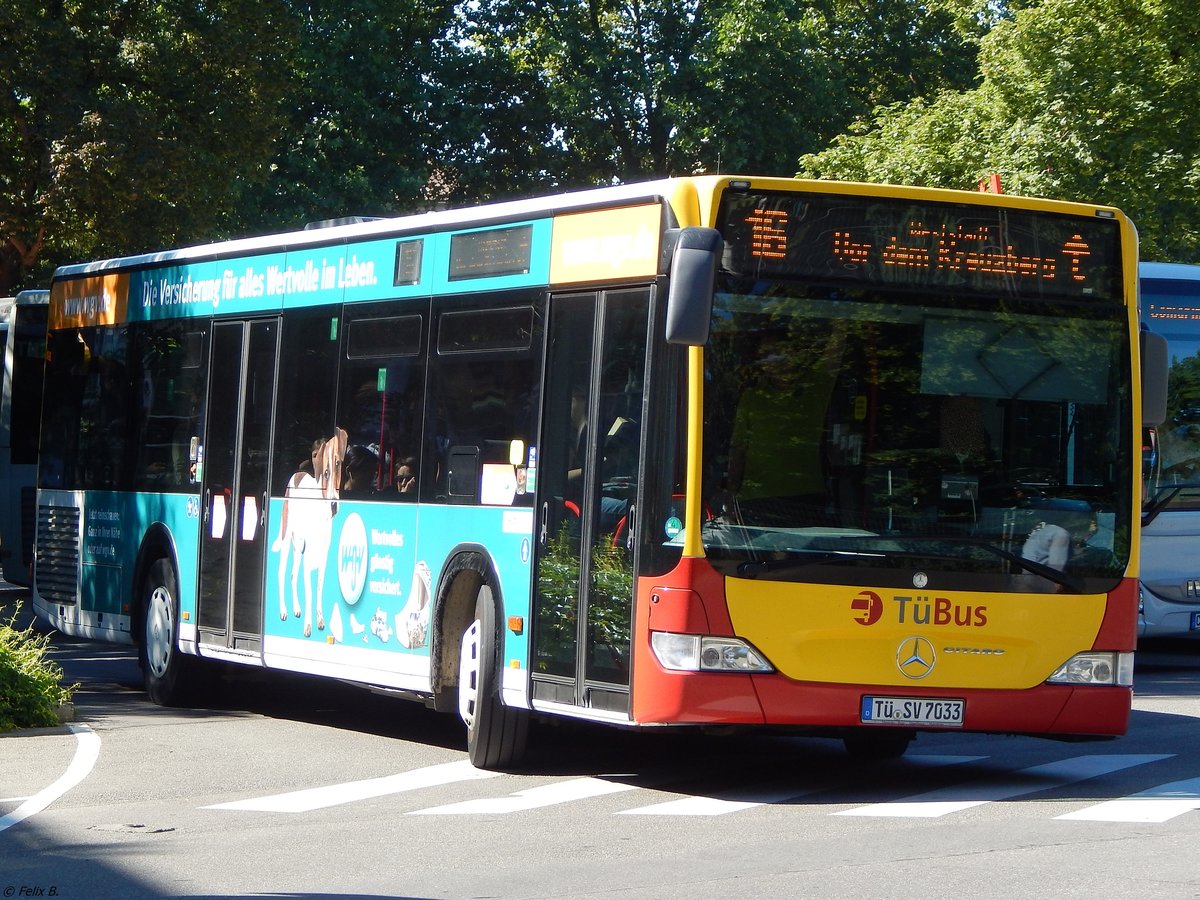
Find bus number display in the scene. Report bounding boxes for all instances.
[448,225,533,281]
[719,190,1121,301]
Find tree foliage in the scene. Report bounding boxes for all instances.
[799,0,1200,263]
[228,0,457,232]
[444,0,977,193]
[6,0,1197,288]
[0,0,293,292]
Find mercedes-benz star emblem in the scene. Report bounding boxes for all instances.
[897,636,936,679]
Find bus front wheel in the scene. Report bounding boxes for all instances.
[457,583,529,769]
[140,558,193,706]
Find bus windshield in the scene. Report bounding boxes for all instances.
[701,200,1131,594]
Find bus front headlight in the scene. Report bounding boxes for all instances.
[1046,651,1134,686]
[650,632,774,673]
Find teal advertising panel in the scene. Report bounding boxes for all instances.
[78,490,203,620]
[263,497,534,674]
[112,220,553,324]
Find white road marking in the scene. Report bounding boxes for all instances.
[620,755,987,816]
[204,760,500,812]
[1057,776,1200,822]
[410,776,638,815]
[834,754,1173,818]
[0,724,101,833]
[620,786,810,816]
[198,752,1197,822]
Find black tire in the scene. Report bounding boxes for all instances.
[458,583,529,769]
[140,558,195,706]
[843,728,915,761]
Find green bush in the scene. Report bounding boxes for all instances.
[0,604,76,731]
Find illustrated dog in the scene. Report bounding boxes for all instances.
[274,428,348,637]
[397,560,433,649]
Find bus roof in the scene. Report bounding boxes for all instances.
[51,179,691,280]
[52,175,1129,282]
[1140,261,1200,281]
[13,289,49,306]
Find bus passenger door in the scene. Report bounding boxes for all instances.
[196,319,279,652]
[532,289,650,714]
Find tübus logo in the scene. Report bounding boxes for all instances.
[851,590,883,625]
[850,591,989,627]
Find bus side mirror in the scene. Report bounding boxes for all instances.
[1141,329,1168,427]
[664,227,722,346]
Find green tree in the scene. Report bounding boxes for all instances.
[799,0,1200,263]
[228,0,458,231]
[0,0,293,293]
[447,0,979,194]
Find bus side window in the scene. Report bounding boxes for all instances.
[426,296,540,506]
[131,321,208,492]
[273,307,340,495]
[338,306,426,500]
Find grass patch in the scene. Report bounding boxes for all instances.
[0,603,76,731]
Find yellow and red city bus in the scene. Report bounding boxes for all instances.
[32,176,1165,767]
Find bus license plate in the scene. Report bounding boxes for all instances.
[861,696,964,727]
[1191,612,1200,631]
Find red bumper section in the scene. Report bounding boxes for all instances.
[630,557,1134,738]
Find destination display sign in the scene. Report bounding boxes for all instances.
[718,190,1122,301]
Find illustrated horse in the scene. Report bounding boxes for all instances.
[273,428,348,637]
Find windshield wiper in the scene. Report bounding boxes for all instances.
[732,535,1086,592]
[1143,485,1184,528]
[884,535,1085,594]
[737,549,886,579]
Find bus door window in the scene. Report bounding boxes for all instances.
[534,294,596,683]
[197,319,279,643]
[533,288,649,701]
[584,290,650,686]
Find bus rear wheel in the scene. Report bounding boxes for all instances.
[457,583,529,769]
[141,558,194,706]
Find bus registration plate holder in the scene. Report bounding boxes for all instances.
[861,696,964,727]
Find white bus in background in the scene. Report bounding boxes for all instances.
[1139,262,1200,641]
[0,289,49,586]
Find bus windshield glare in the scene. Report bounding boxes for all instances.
[701,190,1130,594]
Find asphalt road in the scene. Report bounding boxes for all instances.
[3,581,1200,899]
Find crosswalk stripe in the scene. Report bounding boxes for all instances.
[1057,776,1200,823]
[834,754,1173,818]
[204,760,500,812]
[620,785,808,816]
[620,755,987,816]
[199,753,1193,820]
[410,776,639,815]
